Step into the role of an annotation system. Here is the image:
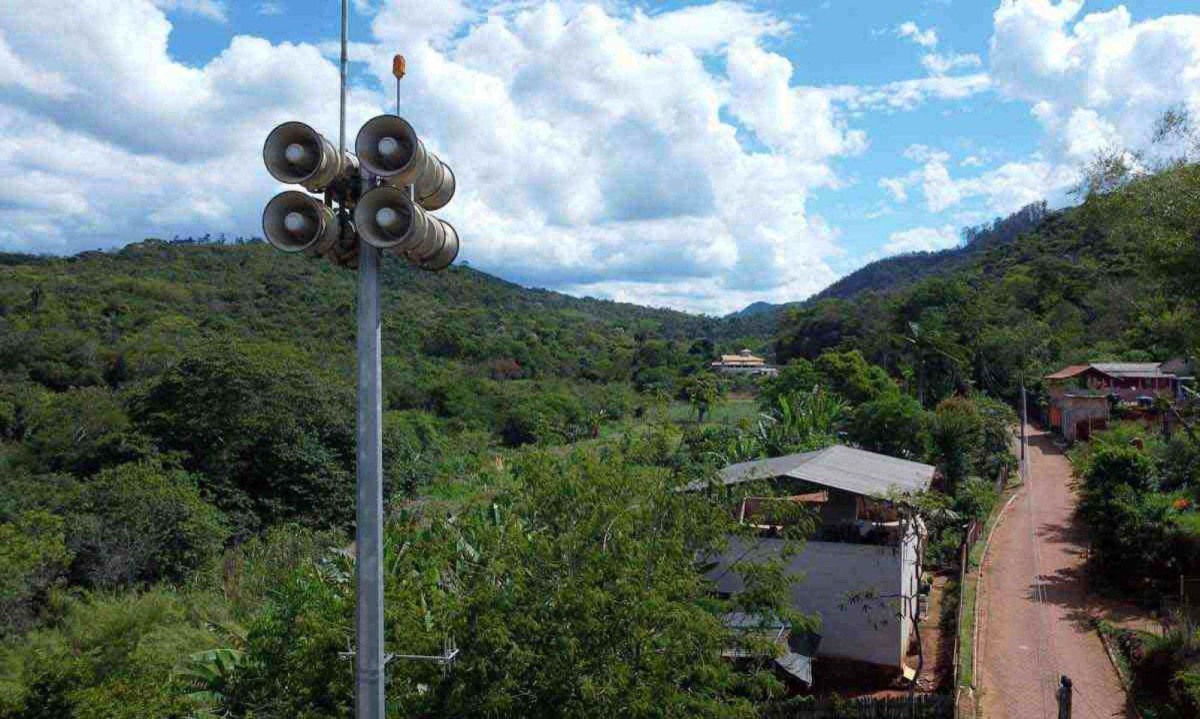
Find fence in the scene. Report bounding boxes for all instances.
[767,694,954,719]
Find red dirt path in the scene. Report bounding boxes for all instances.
[976,428,1129,718]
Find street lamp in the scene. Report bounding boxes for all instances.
[259,6,460,715]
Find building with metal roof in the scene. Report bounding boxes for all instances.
[698,446,933,673]
[690,444,935,497]
[1043,359,1194,439]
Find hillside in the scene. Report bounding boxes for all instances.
[0,239,772,390]
[731,201,1051,323]
[774,162,1200,403]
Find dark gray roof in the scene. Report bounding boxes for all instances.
[690,445,934,496]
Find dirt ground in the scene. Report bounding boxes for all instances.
[976,427,1129,718]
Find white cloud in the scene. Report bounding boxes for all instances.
[921,51,982,76]
[897,21,938,48]
[257,1,284,16]
[903,144,951,164]
[152,0,227,22]
[839,73,992,112]
[882,146,1076,215]
[878,176,909,203]
[1060,107,1122,161]
[883,224,959,254]
[933,158,1075,214]
[0,0,872,314]
[624,2,791,53]
[0,31,76,99]
[990,0,1200,162]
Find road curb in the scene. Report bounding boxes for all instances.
[970,487,1023,697]
[1094,621,1144,719]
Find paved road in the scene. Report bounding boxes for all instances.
[977,428,1128,718]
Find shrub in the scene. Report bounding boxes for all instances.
[0,512,71,637]
[132,341,356,534]
[67,461,228,588]
[0,590,228,719]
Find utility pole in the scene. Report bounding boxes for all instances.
[1020,377,1028,464]
[259,3,460,714]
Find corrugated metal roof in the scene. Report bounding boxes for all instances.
[1091,362,1170,378]
[690,445,934,496]
[711,451,823,488]
[1046,362,1185,380]
[783,445,934,496]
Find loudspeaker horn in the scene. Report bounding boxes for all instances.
[262,191,341,255]
[353,185,459,271]
[264,121,358,192]
[355,114,456,211]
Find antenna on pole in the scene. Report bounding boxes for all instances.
[339,1,348,164]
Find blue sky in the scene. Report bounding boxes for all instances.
[1,0,1197,313]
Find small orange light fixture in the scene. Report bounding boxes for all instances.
[392,54,406,80]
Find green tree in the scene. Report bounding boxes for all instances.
[813,350,896,405]
[849,391,928,459]
[16,386,149,476]
[67,461,228,588]
[929,397,983,495]
[224,448,803,718]
[131,341,355,534]
[0,590,227,719]
[0,511,72,637]
[754,388,845,457]
[681,373,725,423]
[757,360,820,410]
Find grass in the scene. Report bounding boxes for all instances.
[956,574,979,687]
[667,398,760,425]
[1094,619,1134,687]
[957,481,1021,688]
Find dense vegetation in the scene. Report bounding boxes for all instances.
[773,161,1200,410]
[0,229,1021,715]
[1079,422,1200,719]
[1,138,1197,714]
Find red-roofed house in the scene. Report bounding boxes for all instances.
[1044,360,1194,440]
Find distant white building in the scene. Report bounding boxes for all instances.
[711,348,779,377]
[689,445,934,672]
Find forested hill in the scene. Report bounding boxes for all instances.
[810,202,1050,303]
[729,201,1052,321]
[773,162,1200,403]
[0,239,771,391]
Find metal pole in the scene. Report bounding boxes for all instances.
[355,180,386,719]
[343,0,385,716]
[1020,379,1028,463]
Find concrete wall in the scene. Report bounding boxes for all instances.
[1059,395,1110,441]
[709,535,917,668]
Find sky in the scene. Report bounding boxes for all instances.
[0,0,1197,315]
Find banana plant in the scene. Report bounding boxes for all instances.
[174,647,246,718]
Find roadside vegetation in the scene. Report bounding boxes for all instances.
[1071,422,1200,719]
